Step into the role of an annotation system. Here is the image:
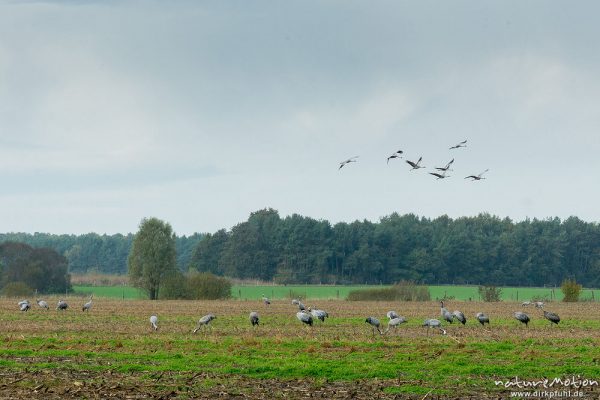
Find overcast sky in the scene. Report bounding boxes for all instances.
[1,1,599,235]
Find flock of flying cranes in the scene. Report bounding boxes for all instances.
[16,296,560,336]
[338,139,490,181]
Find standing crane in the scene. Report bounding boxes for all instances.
[193,314,216,333]
[56,300,68,311]
[18,300,30,312]
[476,312,490,326]
[384,316,407,334]
[261,294,271,306]
[365,317,382,335]
[150,315,158,331]
[249,311,260,326]
[82,295,93,312]
[308,307,328,322]
[423,319,446,335]
[514,311,530,327]
[386,311,399,320]
[541,307,560,325]
[36,299,49,310]
[452,310,467,325]
[292,299,306,311]
[296,310,313,326]
[440,301,453,324]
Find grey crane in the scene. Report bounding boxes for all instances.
[308,307,328,322]
[423,319,447,335]
[249,311,260,326]
[384,316,407,334]
[514,311,530,327]
[292,299,306,311]
[435,158,454,172]
[406,157,425,170]
[150,315,158,331]
[339,156,359,170]
[449,140,467,150]
[440,301,453,324]
[56,300,68,311]
[429,171,450,180]
[82,295,93,312]
[296,311,313,326]
[534,301,545,308]
[476,312,490,326]
[386,311,399,320]
[261,294,271,306]
[18,300,30,312]
[521,301,532,307]
[193,314,216,333]
[452,310,467,325]
[465,169,489,181]
[36,299,49,310]
[541,308,560,325]
[365,317,382,335]
[387,150,404,164]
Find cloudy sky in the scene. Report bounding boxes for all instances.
[1,1,599,235]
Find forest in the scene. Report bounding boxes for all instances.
[1,209,600,288]
[0,232,202,275]
[189,209,600,287]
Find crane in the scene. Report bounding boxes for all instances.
[384,316,407,334]
[465,169,489,181]
[386,311,399,320]
[56,300,68,311]
[365,317,382,335]
[406,157,425,170]
[249,311,260,326]
[387,150,404,164]
[150,315,158,331]
[339,156,359,170]
[193,314,216,333]
[36,299,49,310]
[82,295,93,312]
[423,319,446,335]
[440,301,453,324]
[296,311,313,326]
[18,300,30,312]
[449,140,467,150]
[514,311,530,327]
[476,312,490,326]
[261,294,271,306]
[308,307,328,322]
[452,310,467,325]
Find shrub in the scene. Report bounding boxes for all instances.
[561,278,582,302]
[347,281,430,301]
[159,271,190,300]
[1,281,33,297]
[478,285,502,302]
[186,272,232,300]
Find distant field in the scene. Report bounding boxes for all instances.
[74,285,145,299]
[74,284,599,302]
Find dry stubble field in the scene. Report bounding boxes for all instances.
[1,298,600,399]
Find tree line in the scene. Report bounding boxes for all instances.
[0,232,202,275]
[189,209,600,287]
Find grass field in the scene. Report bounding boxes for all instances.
[73,284,599,302]
[1,298,599,398]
